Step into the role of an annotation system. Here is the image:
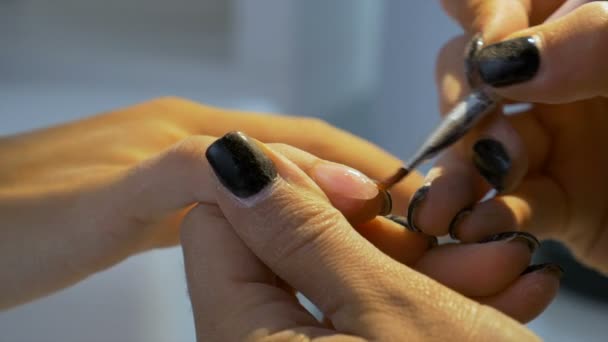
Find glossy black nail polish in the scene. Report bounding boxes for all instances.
[406,184,431,233]
[479,231,541,253]
[205,131,277,198]
[473,139,511,192]
[448,207,473,240]
[521,263,564,278]
[465,33,484,88]
[475,36,540,87]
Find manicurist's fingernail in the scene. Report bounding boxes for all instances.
[473,138,511,192]
[475,36,540,87]
[465,33,485,88]
[205,131,277,199]
[406,183,431,233]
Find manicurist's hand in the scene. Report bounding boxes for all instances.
[181,132,562,341]
[411,0,608,274]
[0,97,422,309]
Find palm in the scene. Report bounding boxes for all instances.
[522,97,608,271]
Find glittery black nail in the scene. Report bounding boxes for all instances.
[205,131,277,198]
[475,36,540,87]
[473,138,511,192]
[478,231,540,253]
[448,207,473,240]
[521,263,564,278]
[406,184,431,233]
[465,33,485,88]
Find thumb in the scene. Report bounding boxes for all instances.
[204,131,390,329]
[474,2,608,103]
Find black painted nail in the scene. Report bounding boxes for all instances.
[521,263,564,279]
[475,36,540,88]
[448,207,473,240]
[379,189,393,216]
[406,184,431,233]
[479,231,540,253]
[205,131,277,198]
[465,33,485,88]
[473,138,511,192]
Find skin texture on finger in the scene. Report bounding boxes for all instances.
[355,216,431,265]
[414,240,533,297]
[440,0,531,42]
[181,204,345,341]
[477,267,561,323]
[488,3,608,102]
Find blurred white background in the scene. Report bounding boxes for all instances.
[1,1,607,341]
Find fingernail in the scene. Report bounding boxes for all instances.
[521,263,564,279]
[478,231,540,253]
[205,131,277,199]
[379,189,393,216]
[312,161,379,200]
[475,36,540,87]
[465,33,484,88]
[386,215,437,247]
[448,207,473,240]
[472,138,511,192]
[406,183,431,233]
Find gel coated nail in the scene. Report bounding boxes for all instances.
[406,184,431,233]
[479,231,541,253]
[465,33,484,88]
[205,131,277,198]
[473,138,511,192]
[476,36,540,87]
[312,162,379,200]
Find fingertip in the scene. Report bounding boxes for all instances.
[410,158,486,237]
[479,264,562,323]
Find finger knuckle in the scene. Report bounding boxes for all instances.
[168,136,213,168]
[261,198,345,271]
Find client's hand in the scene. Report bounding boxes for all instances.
[0,97,420,309]
[181,132,561,341]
